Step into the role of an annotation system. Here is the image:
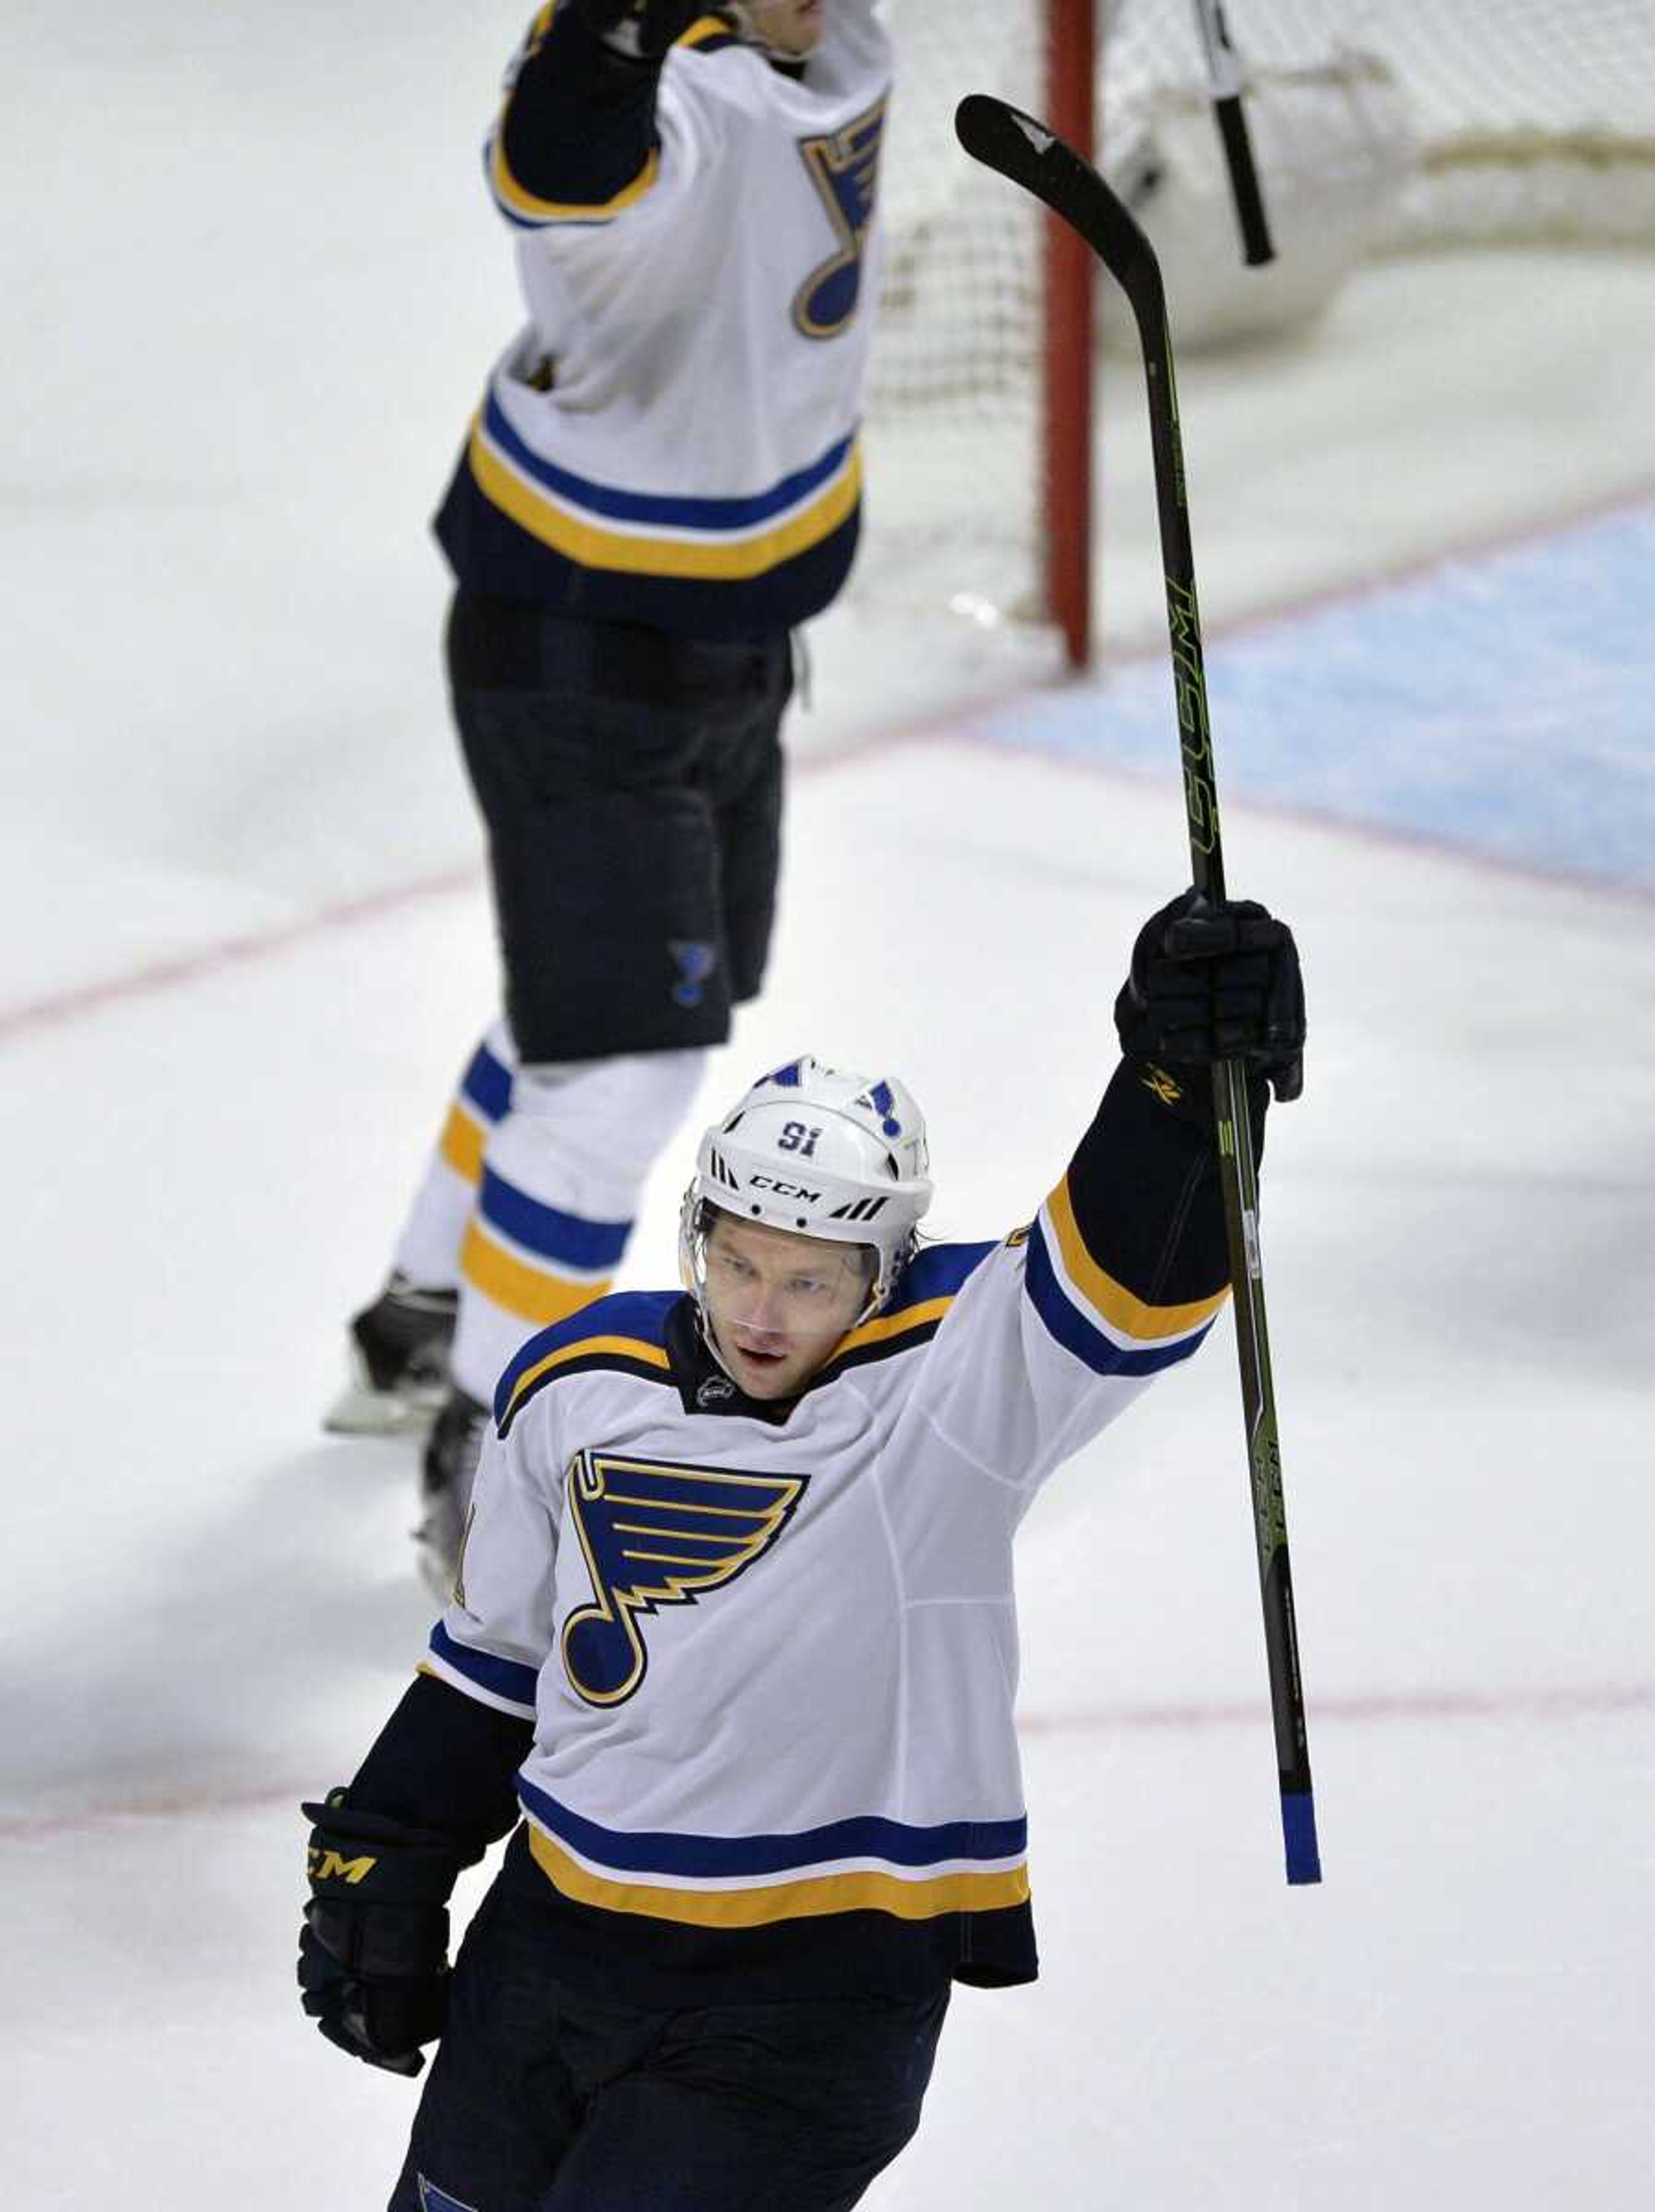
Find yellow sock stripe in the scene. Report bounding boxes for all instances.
[439,1101,488,1186]
[1044,1177,1230,1343]
[461,1221,613,1327]
[468,419,862,581]
[529,1824,1030,1929]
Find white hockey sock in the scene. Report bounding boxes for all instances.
[450,1047,707,1402]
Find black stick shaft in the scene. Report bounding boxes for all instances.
[1193,0,1276,265]
[955,94,1318,1886]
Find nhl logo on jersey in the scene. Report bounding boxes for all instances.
[562,1452,808,1705]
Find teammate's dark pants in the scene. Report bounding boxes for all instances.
[389,1864,951,2212]
[446,591,793,1064]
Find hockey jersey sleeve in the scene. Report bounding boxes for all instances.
[336,1417,559,1846]
[487,4,722,228]
[418,1415,565,1721]
[907,1057,1253,1501]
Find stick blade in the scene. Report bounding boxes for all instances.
[954,92,1070,198]
[954,92,1159,310]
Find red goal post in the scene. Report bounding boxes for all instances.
[863,1,1655,676]
[857,0,1100,670]
[1041,0,1099,670]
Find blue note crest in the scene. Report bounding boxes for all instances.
[793,98,887,340]
[562,1452,808,1705]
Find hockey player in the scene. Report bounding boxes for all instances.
[299,890,1306,2212]
[325,0,895,1589]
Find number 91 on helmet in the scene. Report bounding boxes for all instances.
[679,1057,934,1399]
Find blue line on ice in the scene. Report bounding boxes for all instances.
[982,502,1655,891]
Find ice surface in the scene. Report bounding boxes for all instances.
[4,8,1653,2208]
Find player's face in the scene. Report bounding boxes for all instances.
[745,0,825,57]
[702,1215,872,1399]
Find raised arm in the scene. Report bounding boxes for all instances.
[488,1,722,226]
[912,890,1305,1493]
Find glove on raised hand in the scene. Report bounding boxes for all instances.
[576,0,712,58]
[1115,889,1305,1105]
[297,1792,479,2077]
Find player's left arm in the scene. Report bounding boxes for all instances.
[916,890,1305,1489]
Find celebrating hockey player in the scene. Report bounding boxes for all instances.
[324,0,895,1588]
[298,889,1307,2212]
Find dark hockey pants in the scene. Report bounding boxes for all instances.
[388,1869,949,2212]
[445,591,792,1064]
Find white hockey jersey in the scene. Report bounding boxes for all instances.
[436,5,893,638]
[420,1156,1229,1963]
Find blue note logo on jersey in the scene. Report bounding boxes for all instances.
[793,98,887,340]
[418,2177,480,2212]
[562,1452,808,1705]
[669,939,717,1009]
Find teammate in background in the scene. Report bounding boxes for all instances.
[325,0,894,1590]
[299,891,1307,2212]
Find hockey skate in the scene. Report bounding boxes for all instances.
[415,1387,490,1601]
[323,1271,459,1437]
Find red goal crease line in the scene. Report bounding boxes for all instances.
[3,1683,1650,1842]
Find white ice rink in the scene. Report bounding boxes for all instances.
[6,7,1654,2206]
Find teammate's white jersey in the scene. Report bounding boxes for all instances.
[422,1165,1227,1947]
[438,6,893,637]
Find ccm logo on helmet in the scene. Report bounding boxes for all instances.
[749,1174,822,1201]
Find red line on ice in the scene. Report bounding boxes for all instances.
[3,1683,1649,1840]
[6,485,1655,1048]
[0,866,479,1046]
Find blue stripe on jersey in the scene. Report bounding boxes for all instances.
[429,1621,539,1709]
[435,454,861,641]
[892,1239,998,1308]
[477,1167,631,1271]
[1024,1220,1215,1377]
[517,1773,1027,1878]
[493,1289,680,1422]
[481,393,857,535]
[460,1037,513,1124]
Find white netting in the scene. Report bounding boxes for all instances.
[858,1,1655,634]
[856,1,1051,627]
[1102,0,1655,250]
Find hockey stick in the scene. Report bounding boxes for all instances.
[1192,0,1275,265]
[955,94,1319,1887]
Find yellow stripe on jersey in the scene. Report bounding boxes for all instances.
[677,14,733,46]
[831,1294,953,1362]
[439,1100,487,1186]
[529,1824,1031,1928]
[1045,1177,1230,1342]
[461,1221,614,1327]
[503,1331,674,1423]
[489,133,663,226]
[468,417,863,581]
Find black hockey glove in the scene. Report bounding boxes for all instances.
[575,0,714,59]
[297,1792,480,2077]
[1115,889,1306,1107]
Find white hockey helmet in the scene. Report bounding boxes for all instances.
[680,1055,933,1319]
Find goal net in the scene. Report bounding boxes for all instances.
[857,0,1655,660]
